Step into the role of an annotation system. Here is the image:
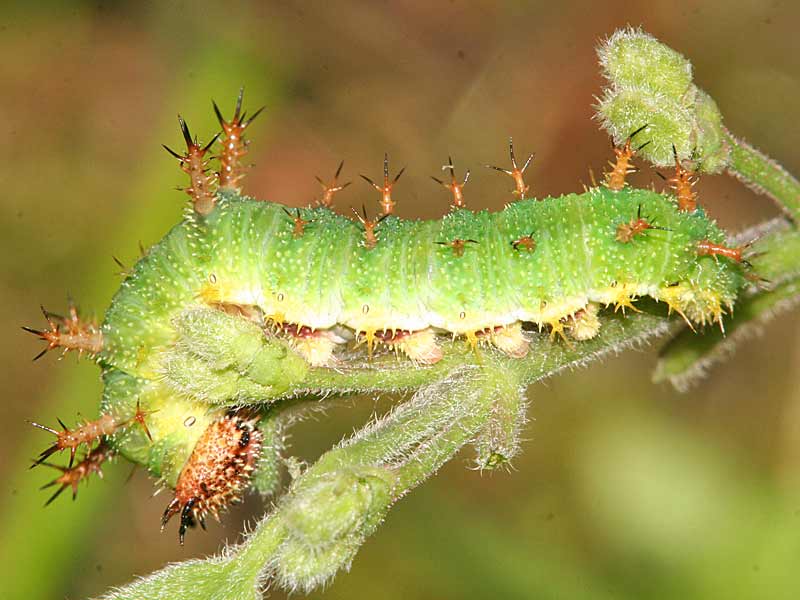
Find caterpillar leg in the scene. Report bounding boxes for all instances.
[278,324,346,367]
[484,323,530,358]
[376,328,443,365]
[564,303,602,341]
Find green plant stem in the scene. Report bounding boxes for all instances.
[749,228,800,283]
[103,366,514,599]
[724,128,800,222]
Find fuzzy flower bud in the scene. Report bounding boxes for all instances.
[596,27,728,173]
[274,466,397,592]
[598,27,693,97]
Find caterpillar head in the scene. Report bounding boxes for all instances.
[161,411,263,544]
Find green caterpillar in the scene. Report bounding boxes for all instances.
[30,178,747,534]
[26,85,750,542]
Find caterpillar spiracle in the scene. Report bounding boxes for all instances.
[26,90,750,543]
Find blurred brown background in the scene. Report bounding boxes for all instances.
[1,1,799,599]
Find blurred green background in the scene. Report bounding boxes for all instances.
[1,1,799,599]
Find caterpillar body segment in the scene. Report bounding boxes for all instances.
[99,368,216,484]
[99,217,210,376]
[98,187,744,385]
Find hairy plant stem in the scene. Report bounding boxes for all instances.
[100,313,673,600]
[724,128,800,222]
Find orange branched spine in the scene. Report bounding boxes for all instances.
[511,232,537,252]
[315,160,351,208]
[39,440,114,506]
[163,117,219,215]
[615,205,669,243]
[30,400,153,468]
[213,88,264,193]
[486,138,534,198]
[23,302,103,361]
[352,205,388,250]
[360,153,405,216]
[431,156,470,209]
[696,239,752,267]
[604,124,649,191]
[435,238,478,258]
[282,207,312,238]
[667,144,699,212]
